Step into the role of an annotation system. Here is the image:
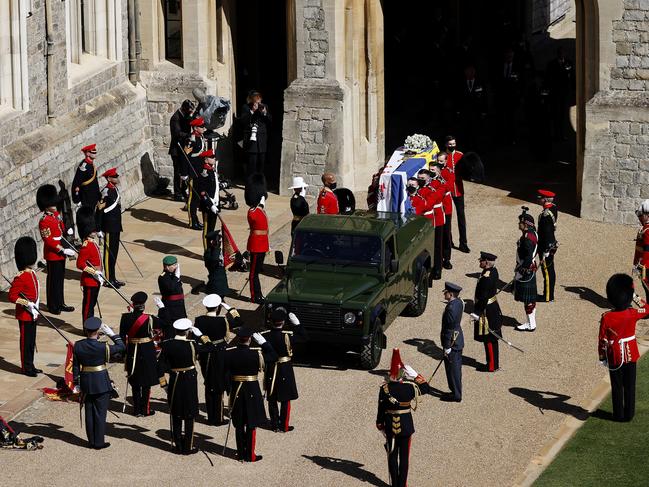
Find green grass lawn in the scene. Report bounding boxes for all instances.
[535,355,649,486]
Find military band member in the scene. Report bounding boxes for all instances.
[417,169,445,280]
[262,308,307,432]
[225,327,278,462]
[37,184,75,315]
[72,317,125,449]
[195,149,220,249]
[317,172,339,214]
[632,199,649,302]
[441,282,464,402]
[470,252,503,372]
[245,173,269,304]
[514,210,539,331]
[76,206,104,324]
[119,292,168,417]
[437,152,455,269]
[184,117,208,230]
[289,176,310,236]
[537,189,558,302]
[72,144,101,210]
[194,294,239,425]
[8,237,41,376]
[158,255,187,322]
[96,168,124,288]
[157,318,216,454]
[599,274,648,422]
[376,348,430,487]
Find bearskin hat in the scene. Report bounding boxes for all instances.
[14,236,37,270]
[76,206,97,240]
[36,184,60,211]
[334,187,356,215]
[456,152,485,183]
[519,213,535,225]
[606,273,634,310]
[244,173,268,207]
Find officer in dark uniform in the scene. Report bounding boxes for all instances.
[96,168,124,288]
[514,209,539,331]
[71,144,101,210]
[169,100,195,201]
[224,327,278,462]
[537,189,558,302]
[195,149,220,249]
[183,117,208,230]
[204,230,229,297]
[72,317,125,449]
[441,282,464,402]
[471,252,503,372]
[376,348,431,487]
[158,255,187,322]
[158,318,216,454]
[262,308,307,432]
[288,177,310,236]
[119,291,169,416]
[194,294,239,425]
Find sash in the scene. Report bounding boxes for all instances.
[80,165,97,186]
[127,314,150,341]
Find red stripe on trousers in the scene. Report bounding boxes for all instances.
[249,254,257,301]
[19,321,25,372]
[487,342,494,372]
[250,428,256,462]
[284,401,291,432]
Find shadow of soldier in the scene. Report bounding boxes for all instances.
[403,337,482,370]
[8,421,86,447]
[131,239,204,261]
[563,285,610,309]
[302,455,390,487]
[128,208,187,229]
[509,387,590,420]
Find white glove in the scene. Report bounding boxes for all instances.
[94,270,105,284]
[72,385,81,394]
[210,204,219,214]
[174,263,181,279]
[403,364,418,380]
[190,327,202,337]
[252,332,266,345]
[181,175,188,181]
[26,301,38,318]
[598,360,608,368]
[154,297,165,309]
[288,312,300,325]
[75,202,82,210]
[258,196,266,208]
[67,228,74,236]
[632,266,641,277]
[470,313,479,321]
[63,248,76,257]
[542,251,550,260]
[221,302,232,311]
[444,348,452,355]
[97,231,104,239]
[100,323,116,337]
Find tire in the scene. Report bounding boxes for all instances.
[360,319,383,369]
[403,270,429,317]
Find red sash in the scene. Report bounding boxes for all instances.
[127,314,150,340]
[163,294,184,301]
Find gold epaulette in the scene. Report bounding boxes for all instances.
[283,330,293,335]
[82,241,88,247]
[250,347,261,351]
[261,330,270,335]
[484,270,491,277]
[160,272,166,277]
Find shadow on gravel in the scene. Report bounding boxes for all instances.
[132,239,204,261]
[403,338,481,370]
[9,421,86,447]
[589,409,614,421]
[509,387,590,420]
[128,208,188,229]
[302,455,389,487]
[0,355,24,374]
[108,422,171,452]
[563,285,610,309]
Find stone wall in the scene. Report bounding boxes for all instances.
[610,0,649,91]
[304,0,328,79]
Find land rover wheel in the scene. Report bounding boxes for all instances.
[403,270,429,317]
[360,319,383,369]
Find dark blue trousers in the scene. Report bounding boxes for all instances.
[444,350,463,401]
[84,391,110,447]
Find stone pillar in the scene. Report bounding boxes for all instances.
[182,0,210,75]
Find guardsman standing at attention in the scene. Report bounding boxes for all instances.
[441,282,464,402]
[406,177,427,216]
[445,136,470,253]
[194,294,240,425]
[37,184,75,315]
[8,237,41,377]
[195,149,220,249]
[225,327,278,462]
[317,172,339,214]
[537,189,559,302]
[184,117,208,230]
[632,200,649,302]
[245,173,269,304]
[76,206,105,324]
[262,308,307,433]
[119,292,168,417]
[599,274,648,422]
[437,152,455,270]
[72,317,125,449]
[158,255,187,322]
[417,169,445,280]
[158,318,216,454]
[288,176,310,236]
[376,348,431,487]
[72,144,101,210]
[514,209,539,332]
[97,167,124,289]
[470,252,503,372]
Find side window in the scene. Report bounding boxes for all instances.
[385,237,395,271]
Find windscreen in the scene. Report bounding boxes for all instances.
[291,231,382,267]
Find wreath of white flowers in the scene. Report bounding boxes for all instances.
[404,134,432,153]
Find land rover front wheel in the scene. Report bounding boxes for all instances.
[360,319,383,369]
[403,270,429,317]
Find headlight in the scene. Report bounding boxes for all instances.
[344,312,356,324]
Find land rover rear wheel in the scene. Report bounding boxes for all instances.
[360,319,383,369]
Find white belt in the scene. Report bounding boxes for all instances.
[619,336,636,344]
[104,193,120,213]
[53,237,61,241]
[424,210,434,215]
[433,203,442,208]
[445,192,451,197]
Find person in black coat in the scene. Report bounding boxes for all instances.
[158,256,187,322]
[288,177,310,237]
[454,64,487,149]
[440,282,465,402]
[204,231,229,297]
[183,117,209,230]
[72,144,101,210]
[72,317,125,449]
[224,326,278,462]
[194,149,220,249]
[537,190,559,302]
[238,90,272,178]
[96,168,124,288]
[158,318,217,454]
[194,294,240,425]
[168,100,195,201]
[471,252,503,372]
[119,291,169,416]
[261,308,308,432]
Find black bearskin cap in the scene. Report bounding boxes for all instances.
[36,184,60,211]
[334,188,356,215]
[456,152,485,183]
[244,173,268,207]
[606,273,634,310]
[15,236,37,270]
[76,206,97,240]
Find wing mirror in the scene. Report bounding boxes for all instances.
[275,250,285,266]
[389,259,399,274]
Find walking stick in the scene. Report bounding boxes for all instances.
[119,240,144,277]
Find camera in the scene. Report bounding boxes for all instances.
[250,123,258,142]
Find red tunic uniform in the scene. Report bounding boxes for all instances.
[446,150,464,197]
[76,238,102,287]
[8,269,40,321]
[317,189,339,214]
[420,185,445,227]
[410,193,427,216]
[633,223,649,268]
[440,168,454,216]
[598,307,647,367]
[39,211,66,262]
[247,207,270,253]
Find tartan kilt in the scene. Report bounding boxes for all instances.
[514,275,537,303]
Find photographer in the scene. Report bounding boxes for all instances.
[238,90,271,178]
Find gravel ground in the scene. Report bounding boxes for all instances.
[2,182,637,487]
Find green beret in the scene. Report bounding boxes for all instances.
[162,255,177,265]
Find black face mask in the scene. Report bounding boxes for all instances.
[407,186,417,195]
[417,179,426,188]
[447,146,456,152]
[329,182,337,190]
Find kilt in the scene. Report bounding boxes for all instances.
[514,275,537,303]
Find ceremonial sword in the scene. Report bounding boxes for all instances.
[427,331,459,385]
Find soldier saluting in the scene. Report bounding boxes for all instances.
[72,144,101,210]
[262,308,307,433]
[158,255,187,322]
[97,167,124,289]
[537,189,558,302]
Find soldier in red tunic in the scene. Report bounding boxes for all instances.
[445,136,470,253]
[417,169,445,280]
[37,184,75,315]
[431,157,454,270]
[317,172,339,214]
[633,199,649,302]
[76,206,105,324]
[8,237,41,376]
[245,173,270,304]
[599,273,648,422]
[406,178,427,216]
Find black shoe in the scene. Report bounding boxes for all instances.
[443,261,453,270]
[251,296,266,305]
[440,393,461,402]
[109,280,122,289]
[281,426,295,433]
[24,370,38,377]
[61,305,75,312]
[94,442,111,450]
[49,309,61,315]
[191,223,202,230]
[459,244,471,254]
[432,272,442,280]
[113,280,126,287]
[103,281,113,288]
[249,455,263,462]
[144,411,155,417]
[174,194,185,202]
[32,368,43,374]
[184,447,199,455]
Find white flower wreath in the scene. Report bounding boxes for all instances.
[404,134,432,152]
